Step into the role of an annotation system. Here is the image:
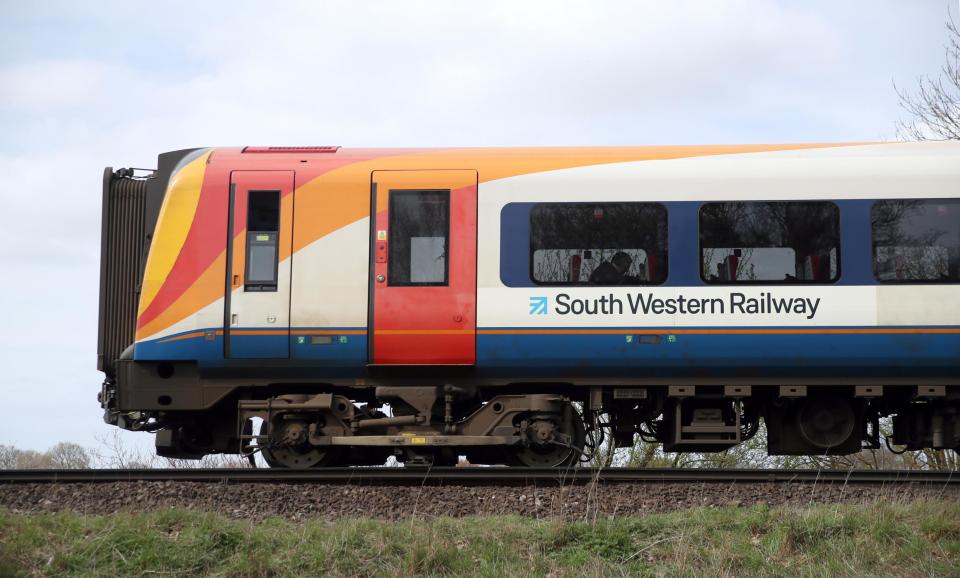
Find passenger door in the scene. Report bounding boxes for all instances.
[225,171,295,358]
[369,170,478,364]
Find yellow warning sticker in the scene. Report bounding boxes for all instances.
[411,437,427,445]
[256,234,270,241]
[377,230,387,241]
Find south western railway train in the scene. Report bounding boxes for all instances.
[97,143,960,468]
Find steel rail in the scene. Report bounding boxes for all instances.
[0,467,956,485]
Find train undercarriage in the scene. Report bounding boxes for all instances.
[101,373,960,468]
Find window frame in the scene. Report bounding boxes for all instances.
[387,189,451,287]
[698,200,843,286]
[870,198,960,285]
[528,201,669,287]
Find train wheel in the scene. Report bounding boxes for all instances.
[260,419,344,469]
[796,396,856,450]
[510,406,586,467]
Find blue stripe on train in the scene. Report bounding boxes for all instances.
[135,326,960,377]
[134,327,368,366]
[476,330,960,377]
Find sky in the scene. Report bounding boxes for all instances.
[0,0,955,456]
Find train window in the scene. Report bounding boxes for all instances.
[248,190,280,231]
[388,190,450,286]
[872,199,960,283]
[244,190,280,292]
[699,201,840,284]
[529,203,668,285]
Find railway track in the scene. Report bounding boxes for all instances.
[1,467,956,485]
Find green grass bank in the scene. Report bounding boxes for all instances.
[1,501,958,577]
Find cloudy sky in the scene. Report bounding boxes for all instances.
[0,0,955,456]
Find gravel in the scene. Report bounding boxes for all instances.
[2,480,957,520]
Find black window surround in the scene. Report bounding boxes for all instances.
[871,198,960,283]
[529,202,669,286]
[388,190,451,287]
[244,190,280,292]
[699,201,841,285]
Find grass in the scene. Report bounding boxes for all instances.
[0,501,958,577]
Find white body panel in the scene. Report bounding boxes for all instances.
[291,218,370,329]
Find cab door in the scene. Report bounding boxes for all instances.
[224,171,295,358]
[369,170,478,364]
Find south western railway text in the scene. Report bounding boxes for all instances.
[554,292,822,319]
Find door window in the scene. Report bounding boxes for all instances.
[245,190,280,291]
[388,190,450,286]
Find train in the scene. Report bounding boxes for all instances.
[97,143,960,467]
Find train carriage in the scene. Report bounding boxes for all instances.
[97,142,960,467]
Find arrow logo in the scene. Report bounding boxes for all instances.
[529,296,548,315]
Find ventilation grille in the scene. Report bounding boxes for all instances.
[97,170,148,378]
[242,146,340,154]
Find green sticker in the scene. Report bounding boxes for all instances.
[625,335,633,343]
[339,336,349,344]
[297,336,305,344]
[667,335,677,343]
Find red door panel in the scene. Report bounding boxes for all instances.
[370,170,478,365]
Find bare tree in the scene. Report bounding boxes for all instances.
[92,430,156,469]
[46,442,92,469]
[896,12,960,140]
[0,445,19,469]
